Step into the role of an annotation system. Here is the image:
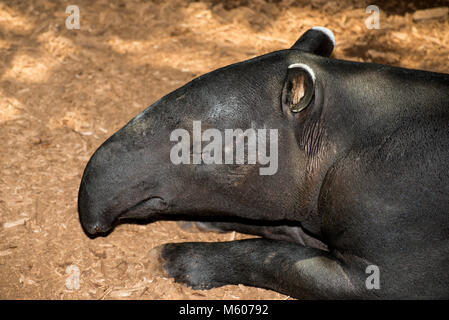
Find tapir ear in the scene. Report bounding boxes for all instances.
[282,63,315,113]
[291,26,335,57]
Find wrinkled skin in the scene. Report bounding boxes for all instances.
[78,28,449,299]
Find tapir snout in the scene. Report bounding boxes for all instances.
[78,109,173,235]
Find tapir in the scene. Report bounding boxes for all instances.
[78,27,449,299]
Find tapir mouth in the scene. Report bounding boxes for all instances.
[79,192,169,237]
[118,196,169,220]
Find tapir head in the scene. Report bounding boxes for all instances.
[78,27,336,236]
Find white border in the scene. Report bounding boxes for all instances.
[311,26,335,47]
[287,63,316,82]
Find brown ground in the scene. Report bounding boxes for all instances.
[0,0,448,300]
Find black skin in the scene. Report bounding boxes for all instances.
[78,28,449,299]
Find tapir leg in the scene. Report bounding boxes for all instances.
[177,221,328,250]
[149,238,374,299]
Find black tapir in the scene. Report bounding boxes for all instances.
[78,27,449,299]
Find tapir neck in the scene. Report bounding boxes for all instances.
[325,64,449,147]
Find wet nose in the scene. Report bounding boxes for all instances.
[90,223,109,235]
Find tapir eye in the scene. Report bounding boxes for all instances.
[282,63,315,113]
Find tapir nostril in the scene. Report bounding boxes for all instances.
[86,223,107,236]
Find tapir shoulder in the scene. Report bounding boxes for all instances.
[318,118,449,255]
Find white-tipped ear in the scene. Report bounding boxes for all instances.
[282,63,316,113]
[291,26,335,57]
[311,26,335,47]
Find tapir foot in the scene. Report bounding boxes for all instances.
[147,239,373,298]
[148,242,228,290]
